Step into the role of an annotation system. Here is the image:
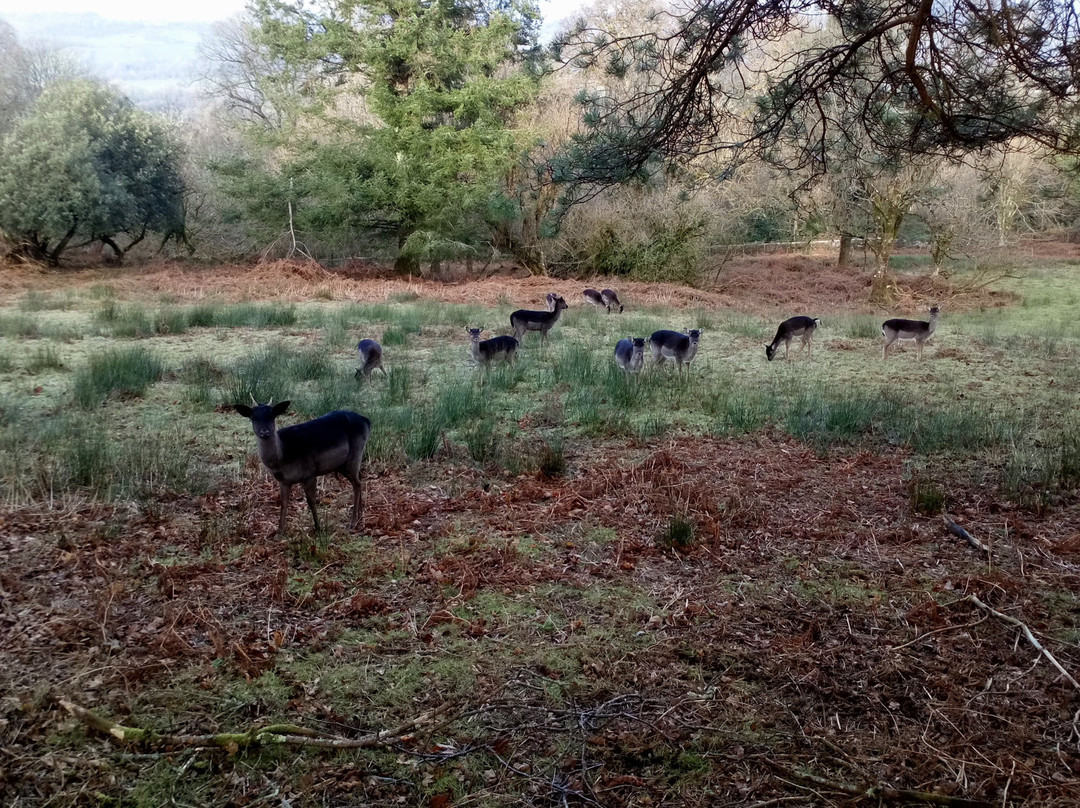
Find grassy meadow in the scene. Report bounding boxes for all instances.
[2,259,1080,805]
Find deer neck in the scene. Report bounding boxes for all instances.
[255,431,286,471]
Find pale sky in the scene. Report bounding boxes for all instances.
[0,0,580,25]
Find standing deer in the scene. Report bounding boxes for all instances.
[355,338,387,380]
[467,327,518,366]
[882,307,940,360]
[614,337,646,372]
[766,316,820,361]
[650,329,701,373]
[601,289,624,313]
[233,400,371,537]
[511,294,568,344]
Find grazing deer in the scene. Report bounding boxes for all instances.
[233,400,371,538]
[614,337,646,372]
[882,306,940,360]
[601,289,624,313]
[355,338,387,380]
[766,316,820,361]
[467,327,518,366]
[582,288,606,310]
[510,294,568,344]
[650,329,701,373]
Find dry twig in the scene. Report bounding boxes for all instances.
[943,515,989,554]
[966,595,1080,692]
[61,700,456,752]
[766,758,991,806]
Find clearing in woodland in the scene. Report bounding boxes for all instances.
[1,250,1079,807]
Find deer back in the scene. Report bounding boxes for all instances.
[275,411,371,483]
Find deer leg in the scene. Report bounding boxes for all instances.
[302,478,321,534]
[348,473,363,531]
[277,481,292,538]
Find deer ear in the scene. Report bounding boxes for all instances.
[233,404,253,418]
[272,400,291,416]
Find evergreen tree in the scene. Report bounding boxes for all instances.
[220,0,542,271]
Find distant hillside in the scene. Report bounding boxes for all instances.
[1,12,211,110]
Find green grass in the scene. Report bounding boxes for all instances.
[0,262,1078,509]
[73,347,166,408]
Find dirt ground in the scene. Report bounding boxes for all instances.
[0,248,1015,314]
[1,253,1078,806]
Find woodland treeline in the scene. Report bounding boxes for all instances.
[2,0,1080,286]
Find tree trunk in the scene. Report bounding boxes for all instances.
[100,236,126,265]
[394,227,419,275]
[837,234,854,267]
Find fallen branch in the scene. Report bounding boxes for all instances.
[943,515,989,554]
[966,595,1080,692]
[767,759,991,807]
[61,700,456,753]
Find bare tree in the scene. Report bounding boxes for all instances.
[0,22,85,133]
[197,13,316,131]
[553,0,1080,195]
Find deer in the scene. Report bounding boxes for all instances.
[614,337,646,372]
[582,288,606,310]
[355,338,387,380]
[649,329,701,373]
[601,289,624,313]
[510,294,568,344]
[882,306,940,360]
[766,316,820,362]
[467,327,518,366]
[546,292,561,311]
[233,400,371,538]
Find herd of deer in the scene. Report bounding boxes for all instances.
[234,290,940,537]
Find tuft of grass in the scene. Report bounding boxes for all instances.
[839,315,882,340]
[94,301,155,338]
[434,380,486,429]
[18,291,74,312]
[178,358,225,408]
[0,314,42,338]
[710,389,774,435]
[908,476,948,515]
[27,345,64,372]
[658,513,696,552]
[784,389,882,446]
[537,439,566,479]
[382,366,413,405]
[211,303,298,328]
[156,308,189,336]
[381,327,410,347]
[463,420,501,464]
[186,303,219,328]
[225,344,333,406]
[73,347,166,408]
[405,409,442,460]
